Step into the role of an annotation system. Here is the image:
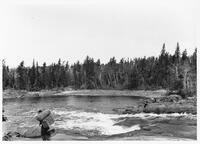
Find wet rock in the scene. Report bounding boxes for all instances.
[143,102,196,114]
[122,108,137,114]
[143,103,166,114]
[113,106,142,114]
[3,133,12,141]
[2,115,8,122]
[158,95,182,102]
[113,94,196,115]
[141,126,151,131]
[16,126,41,138]
[3,132,21,141]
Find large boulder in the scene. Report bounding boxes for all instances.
[143,103,167,114]
[16,126,41,138]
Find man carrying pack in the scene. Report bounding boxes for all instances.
[37,110,50,141]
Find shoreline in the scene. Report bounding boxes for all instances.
[3,89,197,115]
[3,89,167,99]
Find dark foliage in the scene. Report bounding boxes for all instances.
[2,43,197,95]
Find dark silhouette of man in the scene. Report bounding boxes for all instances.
[38,110,50,141]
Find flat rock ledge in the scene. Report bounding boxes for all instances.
[113,95,197,114]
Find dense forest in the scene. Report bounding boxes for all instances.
[2,43,197,96]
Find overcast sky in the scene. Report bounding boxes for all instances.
[1,0,198,67]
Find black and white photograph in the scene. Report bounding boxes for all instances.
[1,0,198,142]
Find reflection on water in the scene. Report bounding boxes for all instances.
[3,95,144,114]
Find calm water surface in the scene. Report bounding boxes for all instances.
[3,95,144,113]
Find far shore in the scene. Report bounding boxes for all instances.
[3,89,167,99]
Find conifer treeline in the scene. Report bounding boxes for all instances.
[2,43,197,94]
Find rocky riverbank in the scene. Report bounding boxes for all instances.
[113,94,197,114]
[112,112,197,140]
[2,89,197,141]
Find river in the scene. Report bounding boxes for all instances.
[3,95,197,140]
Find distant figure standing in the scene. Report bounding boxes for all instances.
[37,110,50,141]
